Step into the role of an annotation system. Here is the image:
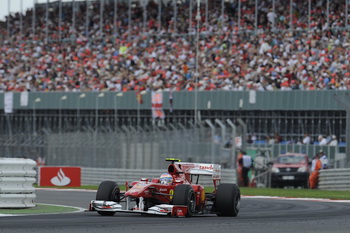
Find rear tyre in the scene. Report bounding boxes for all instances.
[172,184,196,217]
[215,183,240,217]
[96,181,120,216]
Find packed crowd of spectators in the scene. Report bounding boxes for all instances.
[1,0,350,92]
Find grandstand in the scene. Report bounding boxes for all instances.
[1,0,350,92]
[0,0,349,168]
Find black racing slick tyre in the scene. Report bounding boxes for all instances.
[96,181,120,216]
[172,184,196,217]
[215,183,240,217]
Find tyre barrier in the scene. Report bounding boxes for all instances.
[319,168,350,190]
[82,168,237,186]
[0,158,37,208]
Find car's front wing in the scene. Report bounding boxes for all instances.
[89,200,188,217]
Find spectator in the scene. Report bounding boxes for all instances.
[247,134,256,144]
[274,133,282,144]
[325,134,333,144]
[236,150,244,187]
[318,150,329,169]
[267,8,277,27]
[266,135,275,145]
[328,135,338,146]
[36,156,45,166]
[247,135,253,144]
[1,1,350,93]
[318,135,328,145]
[251,134,257,143]
[238,151,254,187]
[302,133,311,144]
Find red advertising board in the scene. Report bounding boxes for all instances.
[39,167,81,187]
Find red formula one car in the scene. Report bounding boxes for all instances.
[89,159,240,217]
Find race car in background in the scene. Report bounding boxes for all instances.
[89,159,240,217]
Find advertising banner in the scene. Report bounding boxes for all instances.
[4,92,13,113]
[151,91,165,119]
[39,167,81,187]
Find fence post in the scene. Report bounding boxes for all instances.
[205,120,216,163]
[227,119,237,169]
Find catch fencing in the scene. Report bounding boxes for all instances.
[0,120,346,171]
[46,122,236,169]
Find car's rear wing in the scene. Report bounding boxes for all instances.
[175,162,221,179]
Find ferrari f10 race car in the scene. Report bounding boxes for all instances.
[89,159,240,217]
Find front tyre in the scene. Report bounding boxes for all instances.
[172,184,196,217]
[96,181,120,216]
[215,183,240,217]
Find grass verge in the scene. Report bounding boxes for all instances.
[240,187,350,200]
[0,204,79,214]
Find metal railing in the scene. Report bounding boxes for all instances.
[81,167,237,186]
[319,169,350,191]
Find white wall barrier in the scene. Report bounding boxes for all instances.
[319,168,350,191]
[0,158,37,208]
[81,167,237,186]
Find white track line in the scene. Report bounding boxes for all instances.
[242,195,350,203]
[0,203,86,217]
[37,188,96,192]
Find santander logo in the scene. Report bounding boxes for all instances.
[50,168,71,186]
[199,165,214,170]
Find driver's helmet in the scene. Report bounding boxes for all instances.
[159,173,173,185]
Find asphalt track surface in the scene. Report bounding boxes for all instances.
[1,190,350,233]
